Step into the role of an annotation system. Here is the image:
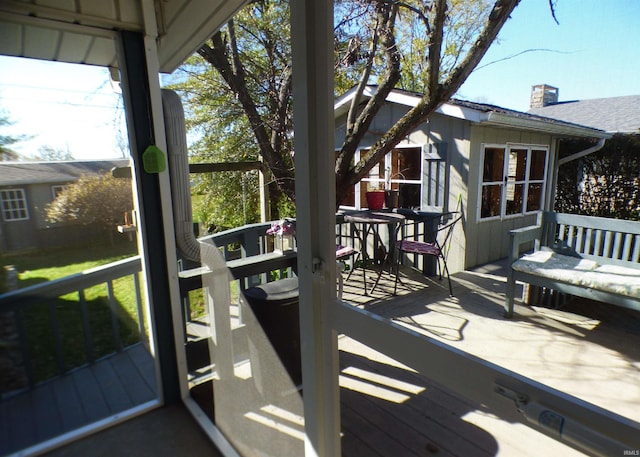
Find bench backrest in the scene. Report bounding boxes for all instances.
[540,211,640,268]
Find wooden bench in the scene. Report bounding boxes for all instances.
[505,211,640,317]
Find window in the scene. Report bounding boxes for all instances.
[352,147,422,209]
[479,144,548,220]
[51,185,67,199]
[1,188,29,221]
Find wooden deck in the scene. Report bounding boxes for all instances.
[337,261,640,455]
[0,343,157,456]
[181,261,639,456]
[4,261,639,456]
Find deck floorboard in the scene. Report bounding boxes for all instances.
[0,343,157,456]
[72,365,110,422]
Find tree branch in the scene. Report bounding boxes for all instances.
[346,0,521,192]
[198,24,295,200]
[426,0,446,96]
[336,2,402,188]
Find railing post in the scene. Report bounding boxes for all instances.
[48,301,66,375]
[107,281,123,352]
[291,0,341,454]
[79,290,95,363]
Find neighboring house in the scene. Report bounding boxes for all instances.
[334,86,610,272]
[528,84,640,134]
[0,159,130,252]
[528,84,640,217]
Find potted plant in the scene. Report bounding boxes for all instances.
[383,167,402,209]
[266,218,296,253]
[365,182,385,210]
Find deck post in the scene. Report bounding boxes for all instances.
[117,30,181,404]
[290,0,341,455]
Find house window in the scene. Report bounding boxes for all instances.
[0,188,30,221]
[479,144,548,220]
[51,185,67,199]
[355,147,422,209]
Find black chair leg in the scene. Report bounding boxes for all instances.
[394,250,401,295]
[442,258,453,296]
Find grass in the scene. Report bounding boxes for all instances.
[1,239,142,383]
[5,241,136,286]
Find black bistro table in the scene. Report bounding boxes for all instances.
[341,210,405,294]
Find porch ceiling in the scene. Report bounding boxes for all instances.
[0,0,247,73]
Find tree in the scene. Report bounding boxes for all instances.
[555,134,640,221]
[45,173,133,243]
[176,0,523,210]
[30,145,74,161]
[0,110,25,161]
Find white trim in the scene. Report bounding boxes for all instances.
[436,102,488,122]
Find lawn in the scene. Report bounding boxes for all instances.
[1,240,142,383]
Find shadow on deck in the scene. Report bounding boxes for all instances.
[344,261,640,422]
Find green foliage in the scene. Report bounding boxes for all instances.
[555,134,640,221]
[45,173,133,240]
[192,168,261,231]
[0,108,26,161]
[169,0,296,227]
[396,0,494,93]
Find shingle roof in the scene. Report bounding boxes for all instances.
[0,159,130,186]
[335,85,609,138]
[528,95,640,134]
[448,98,606,132]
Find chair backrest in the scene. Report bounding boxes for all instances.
[435,212,462,259]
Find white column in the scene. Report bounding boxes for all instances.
[290,0,341,456]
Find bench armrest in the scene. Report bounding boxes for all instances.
[509,225,542,263]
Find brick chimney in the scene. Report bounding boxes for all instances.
[530,84,559,108]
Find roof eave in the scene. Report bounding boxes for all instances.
[482,112,612,139]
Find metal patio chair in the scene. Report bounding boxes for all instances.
[394,211,462,296]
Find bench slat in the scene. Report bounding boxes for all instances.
[632,236,640,263]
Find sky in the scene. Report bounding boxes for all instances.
[0,58,127,160]
[0,0,639,160]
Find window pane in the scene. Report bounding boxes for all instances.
[483,147,505,182]
[481,185,502,218]
[399,183,420,208]
[530,149,546,180]
[508,149,527,181]
[505,183,524,215]
[527,183,543,212]
[391,148,421,180]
